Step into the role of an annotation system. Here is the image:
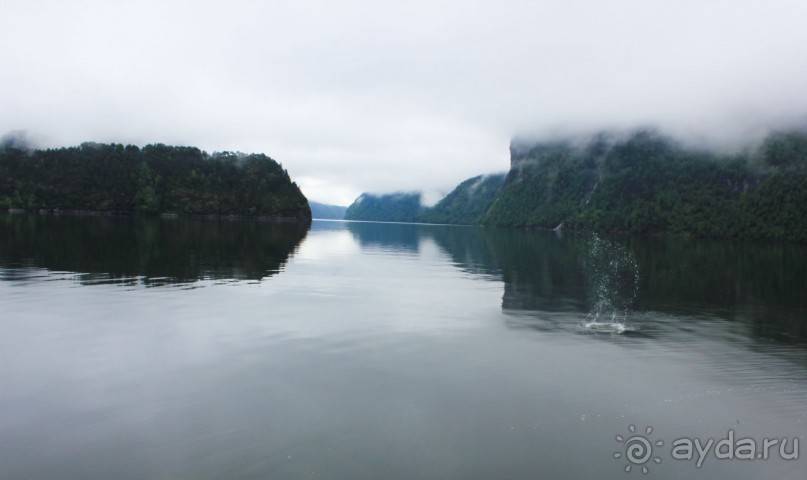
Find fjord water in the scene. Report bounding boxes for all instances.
[0,215,805,479]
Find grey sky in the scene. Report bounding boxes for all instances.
[2,0,806,205]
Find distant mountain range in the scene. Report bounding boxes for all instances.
[344,129,807,242]
[344,175,506,225]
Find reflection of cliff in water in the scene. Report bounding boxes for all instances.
[424,225,807,345]
[0,214,308,286]
[627,236,807,343]
[419,225,500,277]
[424,227,589,311]
[345,222,500,278]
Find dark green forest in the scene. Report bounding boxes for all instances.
[0,142,311,221]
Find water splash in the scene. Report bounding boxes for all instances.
[583,234,640,334]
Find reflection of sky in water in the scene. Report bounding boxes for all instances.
[295,222,360,261]
[273,221,504,337]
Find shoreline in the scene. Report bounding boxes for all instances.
[6,208,311,224]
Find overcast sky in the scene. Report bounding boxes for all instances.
[2,0,807,205]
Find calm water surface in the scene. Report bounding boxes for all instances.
[0,214,805,479]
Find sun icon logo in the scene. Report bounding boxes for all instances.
[614,425,664,474]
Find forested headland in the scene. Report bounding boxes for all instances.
[0,142,311,222]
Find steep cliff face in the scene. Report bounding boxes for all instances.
[507,140,533,168]
[481,138,600,228]
[481,130,807,242]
